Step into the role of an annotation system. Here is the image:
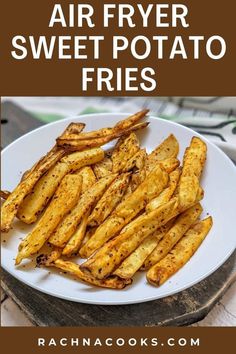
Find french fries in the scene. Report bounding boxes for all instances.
[2,111,213,291]
[146,134,179,173]
[61,167,97,256]
[88,172,131,227]
[146,168,181,212]
[123,149,147,172]
[20,123,85,182]
[57,109,149,141]
[80,164,169,258]
[142,203,203,270]
[15,174,83,265]
[37,247,62,266]
[79,166,97,193]
[1,148,65,232]
[114,220,175,279]
[49,174,117,248]
[17,149,103,224]
[62,210,90,256]
[147,217,213,286]
[93,155,113,179]
[52,259,132,289]
[112,133,140,173]
[80,198,180,279]
[177,137,207,209]
[57,122,149,151]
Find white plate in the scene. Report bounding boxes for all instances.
[1,113,236,305]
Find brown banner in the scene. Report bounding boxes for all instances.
[0,327,235,354]
[0,0,236,95]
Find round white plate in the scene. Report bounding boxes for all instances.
[1,113,236,305]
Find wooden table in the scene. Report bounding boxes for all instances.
[1,101,236,327]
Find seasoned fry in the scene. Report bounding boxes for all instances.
[36,247,62,266]
[128,168,147,194]
[1,148,65,233]
[114,220,175,279]
[17,161,69,224]
[88,172,131,227]
[80,198,180,279]
[147,217,213,286]
[17,149,103,224]
[93,155,113,179]
[157,157,180,174]
[57,109,149,141]
[61,167,97,256]
[57,122,149,150]
[15,174,83,265]
[80,164,169,258]
[0,190,10,200]
[79,227,97,255]
[123,149,147,172]
[58,122,86,140]
[146,134,179,173]
[112,133,140,173]
[60,148,104,172]
[20,123,85,182]
[122,149,147,196]
[146,168,181,212]
[79,166,96,193]
[52,259,132,289]
[178,137,207,209]
[62,209,90,256]
[142,203,203,270]
[49,174,118,248]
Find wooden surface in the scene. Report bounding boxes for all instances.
[1,101,236,327]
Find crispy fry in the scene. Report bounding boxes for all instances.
[61,167,97,256]
[123,149,147,172]
[128,168,147,194]
[114,109,149,131]
[112,133,140,173]
[15,174,83,265]
[17,149,103,224]
[57,110,149,141]
[52,259,132,289]
[80,165,169,258]
[58,122,86,140]
[20,123,85,182]
[56,122,149,150]
[142,203,203,270]
[60,148,104,171]
[36,247,62,266]
[146,134,179,173]
[178,137,207,209]
[122,149,147,196]
[114,220,175,279]
[79,227,97,255]
[93,155,113,179]
[157,157,180,174]
[0,190,10,200]
[146,168,181,212]
[80,198,180,279]
[62,209,90,256]
[49,174,118,248]
[17,161,69,224]
[1,148,65,233]
[147,217,213,286]
[79,166,97,193]
[88,173,131,227]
